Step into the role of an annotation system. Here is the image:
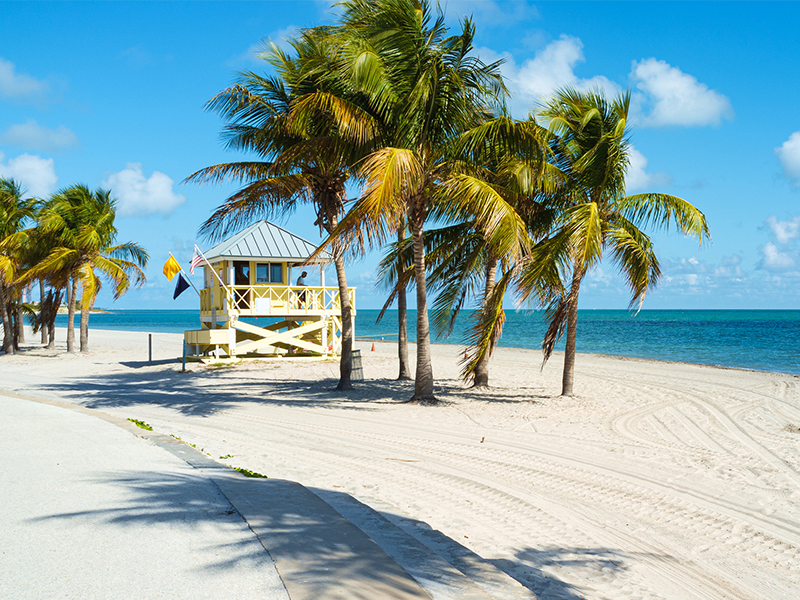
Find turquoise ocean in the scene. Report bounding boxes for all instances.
[56,309,800,376]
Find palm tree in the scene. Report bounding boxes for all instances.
[34,185,148,352]
[376,222,413,380]
[0,178,35,355]
[316,0,524,401]
[394,225,413,380]
[22,221,63,346]
[379,221,499,384]
[187,28,378,391]
[528,88,710,396]
[376,114,554,388]
[444,115,558,387]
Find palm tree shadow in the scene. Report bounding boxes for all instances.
[27,471,269,573]
[35,360,555,416]
[316,488,660,599]
[501,545,677,598]
[29,469,649,599]
[26,470,420,596]
[36,366,432,416]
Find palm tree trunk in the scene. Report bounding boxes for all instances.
[325,208,353,391]
[333,254,353,390]
[396,228,412,380]
[561,263,585,397]
[39,279,47,344]
[16,299,25,344]
[11,300,20,350]
[473,256,498,388]
[410,217,435,401]
[66,277,77,353]
[47,291,58,349]
[80,303,89,352]
[44,288,59,349]
[0,282,13,355]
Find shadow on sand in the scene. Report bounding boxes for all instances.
[38,366,421,416]
[38,360,551,417]
[28,467,650,599]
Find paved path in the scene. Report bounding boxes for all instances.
[0,393,432,600]
[0,392,290,599]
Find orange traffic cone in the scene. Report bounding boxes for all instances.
[371,342,376,352]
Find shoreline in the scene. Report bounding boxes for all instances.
[56,325,800,379]
[52,307,800,376]
[50,309,800,375]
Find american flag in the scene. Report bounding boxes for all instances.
[189,246,204,274]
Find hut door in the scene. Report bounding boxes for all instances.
[233,261,251,309]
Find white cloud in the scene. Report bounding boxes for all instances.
[630,58,733,127]
[626,146,672,192]
[775,131,800,187]
[480,35,620,117]
[658,254,752,297]
[759,242,795,271]
[0,57,47,99]
[476,42,732,129]
[713,254,744,280]
[0,151,58,197]
[0,119,78,152]
[103,163,186,217]
[683,273,700,285]
[350,269,377,287]
[766,215,800,245]
[585,265,616,288]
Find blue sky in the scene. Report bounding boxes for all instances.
[2,1,799,311]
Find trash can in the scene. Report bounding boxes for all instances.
[351,349,364,381]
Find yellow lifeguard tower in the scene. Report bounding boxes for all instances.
[183,220,355,360]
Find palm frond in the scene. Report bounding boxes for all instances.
[605,215,660,310]
[617,193,710,243]
[541,294,569,365]
[198,173,312,241]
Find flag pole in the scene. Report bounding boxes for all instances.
[194,245,227,288]
[180,270,201,297]
[167,253,201,297]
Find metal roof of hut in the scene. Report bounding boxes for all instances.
[204,220,332,264]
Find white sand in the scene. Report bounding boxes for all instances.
[3,327,800,599]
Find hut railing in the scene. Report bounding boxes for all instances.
[200,285,355,317]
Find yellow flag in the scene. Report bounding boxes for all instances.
[162,255,181,281]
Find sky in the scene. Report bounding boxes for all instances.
[2,1,800,311]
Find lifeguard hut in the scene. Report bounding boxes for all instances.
[183,220,355,360]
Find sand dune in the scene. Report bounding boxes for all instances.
[3,328,800,599]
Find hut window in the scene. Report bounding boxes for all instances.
[256,263,283,284]
[270,263,283,283]
[234,261,250,285]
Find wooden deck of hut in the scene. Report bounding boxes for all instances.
[183,220,355,360]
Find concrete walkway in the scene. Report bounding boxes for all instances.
[0,392,431,600]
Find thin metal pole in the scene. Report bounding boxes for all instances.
[178,268,201,297]
[149,333,152,363]
[182,339,186,372]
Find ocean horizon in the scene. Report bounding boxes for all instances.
[55,308,800,376]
